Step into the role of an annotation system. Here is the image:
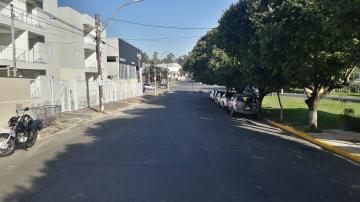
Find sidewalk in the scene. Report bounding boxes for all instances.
[39,97,144,138]
[267,119,360,164]
[309,130,360,158]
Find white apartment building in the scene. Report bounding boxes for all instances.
[0,0,107,80]
[0,0,143,126]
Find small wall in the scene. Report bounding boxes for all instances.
[0,78,31,128]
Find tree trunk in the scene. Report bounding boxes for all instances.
[258,94,265,111]
[276,90,283,121]
[305,95,320,129]
[309,109,318,129]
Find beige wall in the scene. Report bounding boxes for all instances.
[0,78,31,128]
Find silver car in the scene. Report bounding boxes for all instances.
[214,91,225,104]
[227,94,260,117]
[219,92,236,109]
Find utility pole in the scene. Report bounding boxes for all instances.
[10,4,16,77]
[95,14,104,113]
[166,63,170,91]
[154,62,157,95]
[137,53,142,84]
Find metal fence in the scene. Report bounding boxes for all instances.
[30,105,61,127]
[30,77,143,113]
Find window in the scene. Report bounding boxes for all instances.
[107,56,117,62]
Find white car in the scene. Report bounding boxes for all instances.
[143,84,155,90]
[214,91,225,104]
[219,92,236,109]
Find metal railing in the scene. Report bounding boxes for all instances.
[0,45,47,63]
[31,105,61,128]
[0,2,46,28]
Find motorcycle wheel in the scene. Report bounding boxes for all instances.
[25,131,38,148]
[0,137,15,157]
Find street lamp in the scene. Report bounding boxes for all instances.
[95,0,144,113]
[104,0,144,30]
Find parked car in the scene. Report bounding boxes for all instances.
[209,90,217,100]
[160,79,168,88]
[227,94,260,117]
[143,83,155,91]
[209,90,214,100]
[214,91,225,104]
[219,92,236,109]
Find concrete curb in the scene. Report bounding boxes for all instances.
[263,118,360,164]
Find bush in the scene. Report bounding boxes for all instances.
[339,108,360,132]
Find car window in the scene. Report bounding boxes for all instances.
[237,96,245,102]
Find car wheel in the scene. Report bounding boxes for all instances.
[230,109,236,117]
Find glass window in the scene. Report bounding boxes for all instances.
[107,56,117,62]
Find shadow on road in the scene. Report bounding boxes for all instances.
[3,91,360,202]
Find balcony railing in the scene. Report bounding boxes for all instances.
[84,35,96,46]
[85,59,97,68]
[0,2,46,28]
[0,45,47,64]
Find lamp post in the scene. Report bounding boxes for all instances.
[95,0,144,112]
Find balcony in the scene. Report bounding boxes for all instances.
[0,2,46,29]
[85,59,97,73]
[84,35,96,50]
[0,45,47,71]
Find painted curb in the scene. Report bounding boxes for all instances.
[264,118,360,164]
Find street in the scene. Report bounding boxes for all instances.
[0,80,359,202]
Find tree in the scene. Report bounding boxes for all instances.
[177,54,189,66]
[152,51,160,64]
[164,53,176,63]
[141,52,150,64]
[183,29,242,91]
[185,0,360,129]
[267,0,359,129]
[217,0,280,107]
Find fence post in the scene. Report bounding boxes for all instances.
[51,77,54,105]
[67,85,71,112]
[74,80,78,110]
[114,80,117,102]
[124,81,127,99]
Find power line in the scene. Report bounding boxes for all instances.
[121,36,201,41]
[124,39,197,43]
[15,0,90,36]
[112,18,215,30]
[0,5,85,36]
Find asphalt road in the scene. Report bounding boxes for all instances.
[0,80,359,202]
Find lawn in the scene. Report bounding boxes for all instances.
[261,95,360,131]
[285,88,360,98]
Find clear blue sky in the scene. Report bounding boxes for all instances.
[58,0,236,58]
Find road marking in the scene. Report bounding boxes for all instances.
[253,156,266,160]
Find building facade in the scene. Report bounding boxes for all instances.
[156,63,184,80]
[106,38,141,81]
[0,0,143,126]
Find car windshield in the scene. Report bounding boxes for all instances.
[225,93,235,98]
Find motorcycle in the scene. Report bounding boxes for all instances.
[0,107,43,157]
